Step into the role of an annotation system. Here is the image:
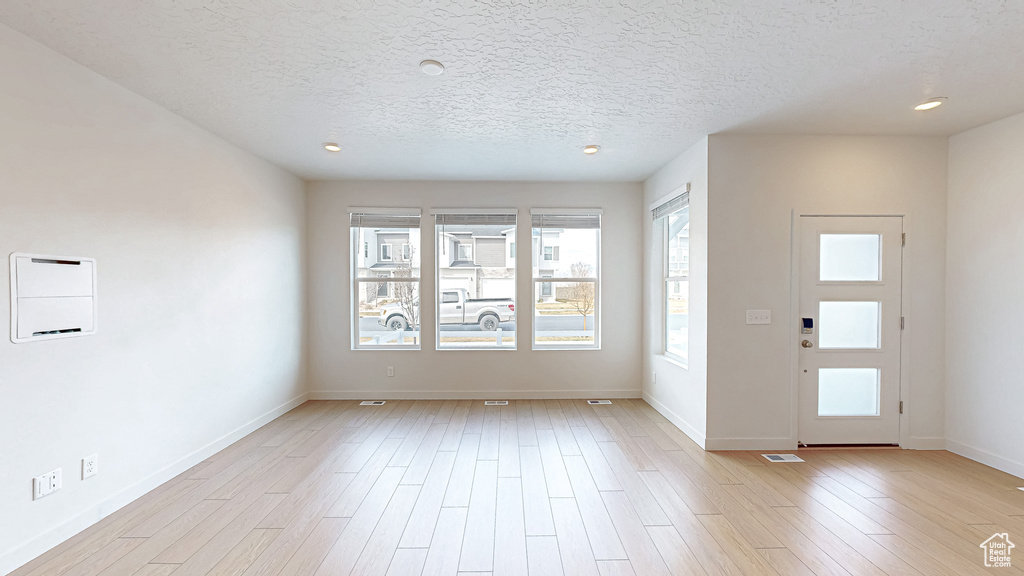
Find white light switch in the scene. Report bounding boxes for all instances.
[746,310,771,325]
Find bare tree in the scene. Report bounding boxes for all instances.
[364,281,381,307]
[569,262,595,330]
[392,247,419,329]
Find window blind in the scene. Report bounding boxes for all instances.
[531,213,601,229]
[350,211,421,228]
[434,213,517,226]
[651,193,689,220]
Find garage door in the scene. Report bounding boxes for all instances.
[439,275,473,294]
[480,278,515,298]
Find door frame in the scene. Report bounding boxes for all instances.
[789,211,912,448]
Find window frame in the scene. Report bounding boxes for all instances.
[380,243,393,261]
[662,205,689,365]
[433,209,518,351]
[531,210,602,351]
[350,208,421,351]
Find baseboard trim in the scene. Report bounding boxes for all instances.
[704,437,798,451]
[905,437,946,450]
[308,389,642,401]
[0,392,308,576]
[946,439,1024,481]
[641,392,706,450]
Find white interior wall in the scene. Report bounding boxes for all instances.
[705,135,948,449]
[642,138,709,447]
[306,180,643,399]
[947,112,1024,478]
[0,24,307,573]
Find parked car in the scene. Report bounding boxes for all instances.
[379,288,515,331]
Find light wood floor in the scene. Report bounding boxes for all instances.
[13,399,1024,576]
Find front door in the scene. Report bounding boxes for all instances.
[798,216,903,445]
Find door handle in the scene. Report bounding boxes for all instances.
[801,340,813,348]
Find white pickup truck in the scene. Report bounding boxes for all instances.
[379,288,515,331]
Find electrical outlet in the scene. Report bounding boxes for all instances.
[83,454,98,479]
[387,366,394,377]
[746,309,771,325]
[33,468,62,500]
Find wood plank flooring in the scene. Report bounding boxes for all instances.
[12,399,1024,576]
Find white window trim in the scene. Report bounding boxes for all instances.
[380,244,393,261]
[458,243,472,260]
[402,243,411,261]
[434,213,517,351]
[351,215,420,351]
[531,214,601,351]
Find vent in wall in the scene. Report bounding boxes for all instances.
[587,400,613,405]
[359,401,386,406]
[484,400,508,406]
[762,454,804,463]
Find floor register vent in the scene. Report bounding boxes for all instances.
[762,454,804,463]
[484,400,508,406]
[360,401,387,406]
[587,400,613,405]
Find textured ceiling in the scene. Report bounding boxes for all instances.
[2,1,1024,181]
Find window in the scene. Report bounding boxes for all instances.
[510,242,516,259]
[654,193,689,363]
[351,209,421,349]
[435,210,517,349]
[532,210,601,349]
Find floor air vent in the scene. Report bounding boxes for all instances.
[762,454,804,463]
[484,400,508,406]
[360,401,386,406]
[587,400,613,405]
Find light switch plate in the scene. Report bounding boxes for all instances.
[33,468,62,500]
[746,310,771,325]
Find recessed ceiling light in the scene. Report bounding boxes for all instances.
[583,145,600,154]
[419,60,444,75]
[914,97,947,111]
[323,142,341,152]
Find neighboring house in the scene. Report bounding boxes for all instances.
[354,227,420,301]
[533,227,562,302]
[667,217,689,298]
[437,225,520,298]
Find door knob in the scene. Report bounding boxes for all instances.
[801,340,813,348]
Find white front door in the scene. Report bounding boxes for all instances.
[798,216,903,445]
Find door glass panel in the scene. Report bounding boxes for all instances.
[820,234,880,281]
[818,368,880,416]
[819,301,880,349]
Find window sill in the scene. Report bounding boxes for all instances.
[658,354,689,370]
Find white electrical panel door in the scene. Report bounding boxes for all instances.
[10,254,97,343]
